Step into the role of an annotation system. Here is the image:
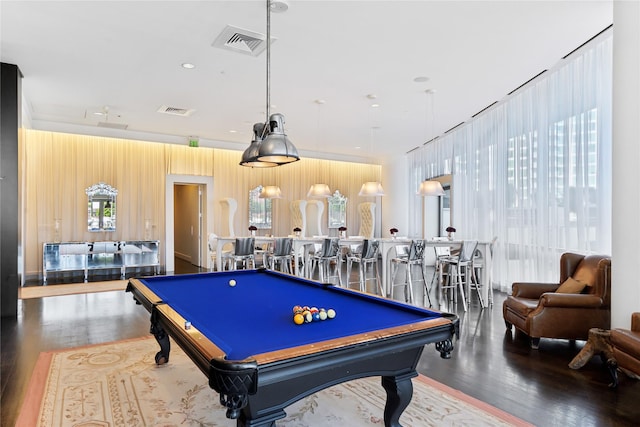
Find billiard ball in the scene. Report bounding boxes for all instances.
[229,279,236,287]
[327,309,336,319]
[312,313,320,322]
[304,312,313,323]
[293,313,304,325]
[318,311,328,321]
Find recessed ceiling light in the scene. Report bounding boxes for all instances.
[229,130,237,133]
[414,76,430,82]
[181,63,195,69]
[371,103,380,108]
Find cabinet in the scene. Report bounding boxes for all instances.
[43,240,160,283]
[121,241,160,276]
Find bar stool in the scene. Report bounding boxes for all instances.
[389,240,431,306]
[268,237,293,274]
[430,243,451,290]
[440,240,478,311]
[346,239,382,294]
[310,238,342,285]
[473,236,497,306]
[227,237,255,270]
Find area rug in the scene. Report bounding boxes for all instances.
[17,337,532,427]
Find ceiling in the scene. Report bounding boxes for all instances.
[1,1,613,163]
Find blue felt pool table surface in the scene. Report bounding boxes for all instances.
[135,269,446,361]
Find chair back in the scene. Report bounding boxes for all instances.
[362,239,379,260]
[434,245,450,258]
[318,238,340,257]
[273,238,293,257]
[208,233,218,252]
[234,237,255,256]
[458,240,478,263]
[407,240,426,261]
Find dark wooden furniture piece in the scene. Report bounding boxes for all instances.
[127,268,459,427]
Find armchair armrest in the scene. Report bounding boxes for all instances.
[538,292,604,309]
[632,312,640,332]
[512,282,559,299]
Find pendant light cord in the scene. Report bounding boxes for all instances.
[264,0,271,136]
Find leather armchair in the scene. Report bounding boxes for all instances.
[610,312,640,382]
[503,252,611,349]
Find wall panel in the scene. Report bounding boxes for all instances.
[22,130,381,279]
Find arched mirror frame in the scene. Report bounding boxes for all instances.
[86,182,118,232]
[327,190,347,229]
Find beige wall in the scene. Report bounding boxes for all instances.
[22,129,381,279]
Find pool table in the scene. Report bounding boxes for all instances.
[126,268,459,427]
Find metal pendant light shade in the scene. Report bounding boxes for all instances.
[256,113,299,164]
[240,123,278,167]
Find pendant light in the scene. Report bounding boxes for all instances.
[240,0,299,167]
[240,123,277,167]
[359,100,384,197]
[307,99,331,198]
[259,185,283,199]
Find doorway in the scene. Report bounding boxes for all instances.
[174,184,202,268]
[165,175,214,274]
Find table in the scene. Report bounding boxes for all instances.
[569,327,618,386]
[379,238,493,306]
[127,269,459,427]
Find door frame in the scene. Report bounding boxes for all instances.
[165,174,214,273]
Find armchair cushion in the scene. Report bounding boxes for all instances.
[556,277,586,294]
[571,258,598,287]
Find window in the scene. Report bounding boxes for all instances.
[248,186,273,229]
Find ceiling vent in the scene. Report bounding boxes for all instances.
[157,105,195,117]
[212,25,273,56]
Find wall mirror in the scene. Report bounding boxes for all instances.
[86,182,117,232]
[248,185,272,229]
[327,190,347,229]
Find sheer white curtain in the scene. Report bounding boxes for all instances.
[408,29,612,292]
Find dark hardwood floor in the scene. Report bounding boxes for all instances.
[2,259,639,426]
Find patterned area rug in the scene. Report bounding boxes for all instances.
[18,337,532,427]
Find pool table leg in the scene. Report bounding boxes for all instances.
[382,372,416,427]
[150,308,171,365]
